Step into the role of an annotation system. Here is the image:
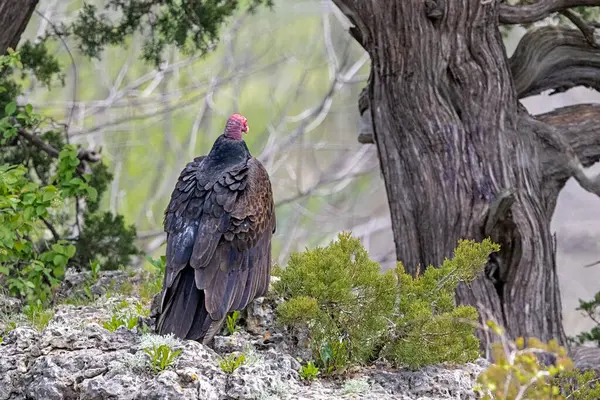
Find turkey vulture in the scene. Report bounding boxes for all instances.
[155,113,276,344]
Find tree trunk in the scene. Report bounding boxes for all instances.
[333,0,600,351]
[0,0,38,55]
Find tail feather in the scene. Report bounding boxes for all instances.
[156,266,212,341]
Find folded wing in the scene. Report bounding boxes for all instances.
[158,155,275,341]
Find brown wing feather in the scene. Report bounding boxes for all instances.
[160,153,275,336]
[202,157,275,319]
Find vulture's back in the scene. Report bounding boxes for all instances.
[155,140,275,344]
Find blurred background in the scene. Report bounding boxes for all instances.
[17,0,600,338]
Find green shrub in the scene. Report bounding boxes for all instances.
[102,299,148,332]
[274,232,396,373]
[103,313,139,332]
[381,238,497,368]
[138,256,166,303]
[475,320,600,400]
[0,162,77,305]
[299,361,319,381]
[553,368,600,400]
[23,302,54,331]
[274,232,498,373]
[0,49,139,309]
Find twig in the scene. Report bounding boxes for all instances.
[17,129,59,158]
[34,9,78,136]
[40,216,60,241]
[561,9,600,48]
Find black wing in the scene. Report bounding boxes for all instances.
[159,155,275,338]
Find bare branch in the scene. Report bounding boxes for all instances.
[40,216,60,241]
[17,129,101,167]
[499,0,600,25]
[17,129,60,158]
[560,9,600,47]
[330,0,372,48]
[531,104,600,200]
[538,103,600,172]
[509,27,600,99]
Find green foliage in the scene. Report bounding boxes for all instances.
[69,0,274,65]
[275,233,497,374]
[144,343,182,373]
[0,162,75,305]
[219,352,246,373]
[90,260,102,281]
[0,48,140,309]
[473,320,597,400]
[381,238,498,368]
[73,212,139,271]
[299,361,319,381]
[274,232,396,373]
[226,310,241,335]
[22,302,54,331]
[103,313,139,332]
[53,145,98,201]
[553,368,600,400]
[569,292,600,347]
[102,299,149,332]
[17,41,64,88]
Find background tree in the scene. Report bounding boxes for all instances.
[332,0,600,351]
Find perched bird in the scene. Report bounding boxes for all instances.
[155,113,276,345]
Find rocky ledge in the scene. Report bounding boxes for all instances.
[0,293,486,400]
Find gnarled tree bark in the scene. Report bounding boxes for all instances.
[333,0,600,354]
[0,0,39,55]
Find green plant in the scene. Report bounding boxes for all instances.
[68,0,274,66]
[474,319,600,400]
[552,368,600,400]
[0,161,77,305]
[381,238,498,368]
[146,255,167,275]
[299,361,319,381]
[138,255,167,303]
[103,313,139,332]
[90,260,101,281]
[0,48,139,309]
[144,343,182,373]
[570,292,600,347]
[274,233,496,373]
[226,311,241,335]
[274,232,396,373]
[22,303,54,331]
[219,352,246,373]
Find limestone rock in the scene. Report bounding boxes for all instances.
[0,296,485,399]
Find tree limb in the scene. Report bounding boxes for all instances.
[330,0,372,49]
[509,27,600,99]
[531,104,600,204]
[538,103,600,172]
[570,345,600,373]
[18,129,101,162]
[17,129,59,158]
[499,0,600,25]
[560,9,600,47]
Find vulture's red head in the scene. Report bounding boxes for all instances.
[224,113,249,140]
